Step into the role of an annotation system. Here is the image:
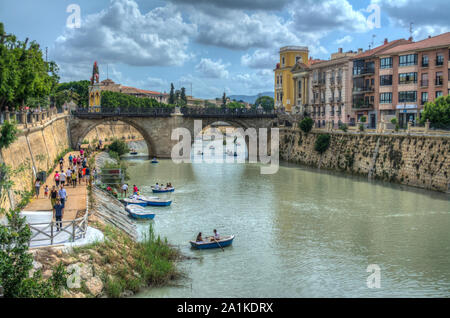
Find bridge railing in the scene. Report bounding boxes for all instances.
[180,107,277,118]
[73,106,175,117]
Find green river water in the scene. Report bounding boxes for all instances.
[124,139,450,298]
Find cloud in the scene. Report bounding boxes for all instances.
[288,0,370,33]
[195,58,230,79]
[169,0,289,11]
[53,0,196,67]
[241,49,279,69]
[335,35,353,45]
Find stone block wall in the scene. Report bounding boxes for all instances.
[84,122,141,144]
[280,129,450,192]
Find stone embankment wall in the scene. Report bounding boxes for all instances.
[0,114,71,211]
[280,129,450,192]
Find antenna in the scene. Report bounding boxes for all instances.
[371,34,376,49]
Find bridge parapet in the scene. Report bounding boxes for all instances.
[72,107,174,118]
[180,107,276,118]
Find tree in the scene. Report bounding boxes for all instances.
[420,95,450,129]
[314,134,331,154]
[222,92,227,108]
[108,139,130,156]
[299,117,314,133]
[168,83,175,105]
[254,96,274,112]
[54,80,90,107]
[0,120,18,150]
[227,101,245,109]
[180,87,187,106]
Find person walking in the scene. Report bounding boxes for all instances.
[58,185,68,209]
[34,178,41,199]
[66,168,72,186]
[53,198,64,232]
[72,168,77,187]
[85,166,90,185]
[60,171,66,187]
[122,183,129,198]
[50,186,58,213]
[54,171,60,187]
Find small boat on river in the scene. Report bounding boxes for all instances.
[152,187,175,193]
[190,235,235,250]
[151,158,159,164]
[121,198,148,207]
[135,195,172,206]
[125,205,155,220]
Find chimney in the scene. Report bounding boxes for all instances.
[408,36,413,42]
[428,35,432,39]
[338,48,343,53]
[358,48,363,54]
[384,38,388,45]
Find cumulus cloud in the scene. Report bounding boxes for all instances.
[169,0,289,11]
[372,0,450,39]
[195,58,230,79]
[335,35,353,45]
[53,0,196,67]
[241,49,279,69]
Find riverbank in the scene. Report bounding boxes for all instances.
[280,128,450,193]
[27,150,182,298]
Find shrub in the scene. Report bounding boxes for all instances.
[0,121,18,150]
[299,117,314,133]
[359,124,365,132]
[339,123,348,132]
[314,134,331,154]
[391,118,399,132]
[108,139,129,156]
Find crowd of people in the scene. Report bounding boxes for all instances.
[33,148,97,231]
[154,182,173,190]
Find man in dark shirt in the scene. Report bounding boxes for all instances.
[53,199,64,231]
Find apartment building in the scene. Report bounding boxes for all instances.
[375,32,450,127]
[306,49,357,127]
[274,46,309,112]
[351,39,412,128]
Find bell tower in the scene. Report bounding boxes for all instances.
[88,61,101,112]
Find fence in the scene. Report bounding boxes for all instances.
[73,106,174,118]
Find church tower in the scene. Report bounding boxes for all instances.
[89,61,101,112]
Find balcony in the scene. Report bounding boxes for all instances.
[352,102,374,110]
[353,68,375,77]
[353,86,374,94]
[420,80,429,87]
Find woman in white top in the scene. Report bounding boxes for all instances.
[34,179,41,198]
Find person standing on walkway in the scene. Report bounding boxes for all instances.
[54,171,60,187]
[122,183,128,198]
[58,185,68,209]
[66,168,72,186]
[50,186,58,213]
[34,178,41,199]
[85,166,90,185]
[72,168,77,187]
[60,171,66,186]
[53,199,64,232]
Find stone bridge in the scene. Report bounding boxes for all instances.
[69,107,287,158]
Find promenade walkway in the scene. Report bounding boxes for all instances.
[25,151,88,221]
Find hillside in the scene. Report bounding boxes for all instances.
[229,91,274,104]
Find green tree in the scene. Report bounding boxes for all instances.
[222,92,227,108]
[227,101,245,109]
[0,120,18,150]
[180,87,187,106]
[254,96,274,112]
[54,80,90,107]
[420,95,450,129]
[168,83,175,105]
[314,134,331,154]
[299,117,314,133]
[108,139,130,156]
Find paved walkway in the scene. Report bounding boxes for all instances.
[24,151,89,221]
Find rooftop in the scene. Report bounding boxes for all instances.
[380,32,450,55]
[352,39,411,59]
[280,46,309,53]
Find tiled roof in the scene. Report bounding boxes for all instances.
[352,39,411,59]
[381,32,450,55]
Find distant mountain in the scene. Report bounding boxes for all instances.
[228,91,274,104]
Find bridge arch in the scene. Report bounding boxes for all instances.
[70,117,156,157]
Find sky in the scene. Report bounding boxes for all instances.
[0,0,449,99]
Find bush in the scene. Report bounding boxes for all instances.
[359,124,365,132]
[0,121,18,150]
[420,95,450,129]
[314,134,331,154]
[108,139,129,156]
[299,117,314,133]
[391,118,400,132]
[339,123,348,132]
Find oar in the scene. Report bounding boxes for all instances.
[213,238,224,252]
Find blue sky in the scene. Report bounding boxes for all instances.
[1,0,449,99]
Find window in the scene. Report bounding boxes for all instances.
[399,54,418,67]
[295,56,302,64]
[436,91,443,98]
[422,55,429,67]
[421,73,428,87]
[399,72,417,84]
[398,91,417,103]
[421,92,428,105]
[380,57,393,69]
[380,75,392,86]
[380,93,392,104]
[282,56,285,66]
[436,54,444,66]
[436,72,443,86]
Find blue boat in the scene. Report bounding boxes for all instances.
[122,198,148,207]
[152,187,175,193]
[128,210,155,220]
[190,235,235,250]
[151,158,159,164]
[135,195,172,207]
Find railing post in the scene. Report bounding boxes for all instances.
[72,221,76,241]
[50,221,54,246]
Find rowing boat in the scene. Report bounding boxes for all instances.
[190,235,235,250]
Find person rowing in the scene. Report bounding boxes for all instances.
[209,229,220,242]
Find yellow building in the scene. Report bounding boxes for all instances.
[274,46,309,112]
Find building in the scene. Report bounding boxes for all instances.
[100,79,169,104]
[295,49,357,127]
[274,46,309,112]
[374,32,450,127]
[350,38,412,128]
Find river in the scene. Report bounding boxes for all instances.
[124,138,450,298]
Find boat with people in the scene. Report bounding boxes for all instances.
[130,149,138,155]
[151,186,175,193]
[151,158,159,164]
[190,235,235,250]
[209,145,215,150]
